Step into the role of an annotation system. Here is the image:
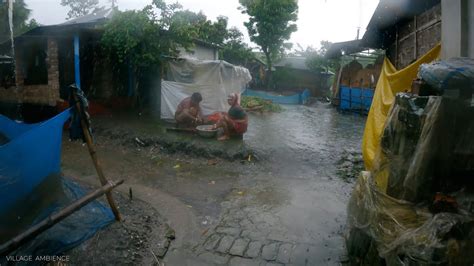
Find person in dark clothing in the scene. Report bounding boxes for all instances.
[175,92,203,127]
[212,93,248,141]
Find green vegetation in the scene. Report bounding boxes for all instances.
[241,96,283,113]
[60,0,99,19]
[101,0,254,67]
[0,0,39,43]
[168,11,254,66]
[239,0,298,88]
[292,41,340,73]
[101,1,197,67]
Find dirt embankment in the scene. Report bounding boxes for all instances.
[94,117,254,161]
[67,190,175,265]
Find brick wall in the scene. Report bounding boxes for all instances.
[0,38,61,106]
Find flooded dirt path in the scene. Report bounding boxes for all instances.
[187,103,366,265]
[62,102,366,265]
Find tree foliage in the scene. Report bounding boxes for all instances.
[171,11,228,45]
[164,10,254,66]
[0,0,38,43]
[239,0,298,87]
[301,41,339,73]
[100,0,202,111]
[220,27,254,66]
[60,0,100,19]
[101,0,197,67]
[101,0,255,75]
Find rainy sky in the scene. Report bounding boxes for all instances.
[26,0,378,49]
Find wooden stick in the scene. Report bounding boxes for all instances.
[0,179,124,256]
[72,91,122,221]
[165,127,196,133]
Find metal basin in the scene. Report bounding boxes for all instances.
[196,125,217,138]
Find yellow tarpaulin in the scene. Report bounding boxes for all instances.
[362,44,441,191]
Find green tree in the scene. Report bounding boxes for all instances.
[200,15,229,45]
[239,0,298,88]
[166,10,254,66]
[170,11,228,45]
[0,0,38,43]
[60,0,100,19]
[101,0,198,112]
[101,0,198,66]
[220,27,254,66]
[304,41,339,73]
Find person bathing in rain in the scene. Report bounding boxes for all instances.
[175,92,204,128]
[212,93,248,141]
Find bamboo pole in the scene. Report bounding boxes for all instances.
[71,91,121,221]
[0,179,124,256]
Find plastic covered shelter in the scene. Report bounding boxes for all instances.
[161,59,252,120]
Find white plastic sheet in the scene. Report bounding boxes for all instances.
[160,59,251,120]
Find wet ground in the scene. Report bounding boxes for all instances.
[61,101,366,265]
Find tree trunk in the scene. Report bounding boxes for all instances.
[264,51,272,90]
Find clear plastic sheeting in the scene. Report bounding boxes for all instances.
[372,93,474,202]
[375,94,444,200]
[161,59,252,120]
[347,172,474,266]
[419,57,474,95]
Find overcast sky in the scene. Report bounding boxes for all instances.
[26,0,378,50]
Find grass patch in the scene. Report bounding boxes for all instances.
[241,96,284,112]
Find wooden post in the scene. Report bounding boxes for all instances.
[0,179,124,256]
[72,91,121,221]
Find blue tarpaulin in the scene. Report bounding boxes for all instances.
[1,177,114,264]
[0,109,114,261]
[243,88,311,104]
[0,109,71,216]
[339,86,374,114]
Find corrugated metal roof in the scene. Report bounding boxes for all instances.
[61,8,115,25]
[325,39,366,59]
[274,57,309,71]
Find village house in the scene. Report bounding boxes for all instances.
[327,0,444,113]
[0,9,222,120]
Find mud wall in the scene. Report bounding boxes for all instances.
[386,4,441,69]
[0,38,60,106]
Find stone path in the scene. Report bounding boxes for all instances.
[193,196,347,266]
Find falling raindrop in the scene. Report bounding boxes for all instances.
[8,0,15,73]
[7,0,21,119]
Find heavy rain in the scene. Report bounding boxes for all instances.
[1,0,473,265]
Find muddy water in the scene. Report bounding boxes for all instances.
[246,102,365,174]
[61,102,367,264]
[224,102,367,263]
